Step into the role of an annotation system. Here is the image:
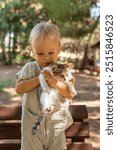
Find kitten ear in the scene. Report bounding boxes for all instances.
[65,63,74,69]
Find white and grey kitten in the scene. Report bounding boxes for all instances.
[32,63,75,134]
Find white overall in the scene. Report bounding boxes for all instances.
[16,61,76,150]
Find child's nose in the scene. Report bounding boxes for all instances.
[44,55,50,61]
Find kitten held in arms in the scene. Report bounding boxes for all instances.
[32,63,76,134]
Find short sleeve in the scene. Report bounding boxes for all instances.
[16,63,31,80]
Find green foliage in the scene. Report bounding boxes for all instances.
[40,0,70,23]
[0,0,41,48]
[0,0,97,44]
[39,0,94,38]
[0,0,99,67]
[60,22,96,38]
[0,79,12,92]
[40,0,91,22]
[12,52,34,65]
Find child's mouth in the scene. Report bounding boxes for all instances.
[46,62,53,65]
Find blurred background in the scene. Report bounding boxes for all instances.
[0,0,100,150]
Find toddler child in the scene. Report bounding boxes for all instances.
[15,22,76,150]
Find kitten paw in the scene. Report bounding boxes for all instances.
[44,105,54,113]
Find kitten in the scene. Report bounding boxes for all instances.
[32,63,75,134]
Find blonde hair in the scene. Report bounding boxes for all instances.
[29,22,60,45]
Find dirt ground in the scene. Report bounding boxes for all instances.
[0,64,100,150]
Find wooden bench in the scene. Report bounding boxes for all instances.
[0,104,93,150]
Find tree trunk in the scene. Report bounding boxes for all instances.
[1,40,6,62]
[5,32,12,65]
[80,16,100,70]
[80,43,89,70]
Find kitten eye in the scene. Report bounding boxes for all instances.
[52,66,57,70]
[38,52,43,55]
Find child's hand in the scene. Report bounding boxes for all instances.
[43,70,58,88]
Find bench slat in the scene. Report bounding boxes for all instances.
[0,104,88,121]
[0,140,93,150]
[0,121,89,140]
[65,122,89,140]
[0,139,20,150]
[0,120,21,139]
[67,142,93,150]
[69,105,88,121]
[0,105,21,120]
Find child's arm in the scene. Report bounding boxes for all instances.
[44,71,75,99]
[56,80,75,99]
[15,77,40,94]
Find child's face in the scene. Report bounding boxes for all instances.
[32,38,60,67]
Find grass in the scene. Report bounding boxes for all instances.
[0,79,13,92]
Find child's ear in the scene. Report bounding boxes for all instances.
[70,78,75,85]
[31,48,35,58]
[31,53,35,59]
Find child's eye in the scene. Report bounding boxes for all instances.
[49,52,54,55]
[38,53,43,56]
